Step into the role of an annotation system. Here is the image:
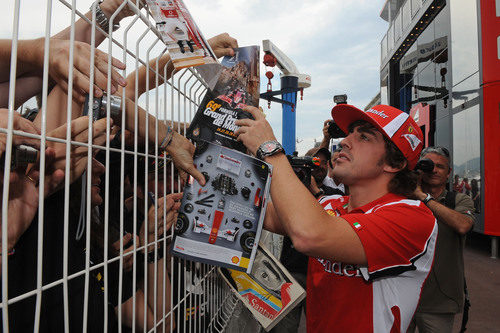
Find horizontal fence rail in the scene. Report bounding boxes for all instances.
[0,1,266,332]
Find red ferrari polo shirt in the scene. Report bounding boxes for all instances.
[306,193,437,333]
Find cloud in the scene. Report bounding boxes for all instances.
[1,0,388,155]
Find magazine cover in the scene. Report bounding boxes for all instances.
[146,0,217,69]
[186,46,260,153]
[219,243,306,331]
[172,140,271,273]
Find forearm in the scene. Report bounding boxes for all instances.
[319,137,330,150]
[0,39,43,83]
[123,98,167,145]
[125,53,174,99]
[145,255,174,331]
[263,153,366,263]
[423,198,473,235]
[0,74,44,109]
[263,201,286,235]
[52,10,107,46]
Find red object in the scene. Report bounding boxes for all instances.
[300,88,304,101]
[208,210,224,244]
[254,188,261,207]
[263,53,277,67]
[480,0,500,236]
[307,193,436,332]
[331,104,424,170]
[265,71,274,80]
[409,103,431,147]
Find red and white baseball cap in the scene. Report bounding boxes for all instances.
[331,104,424,169]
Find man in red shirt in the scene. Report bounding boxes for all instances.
[235,104,437,332]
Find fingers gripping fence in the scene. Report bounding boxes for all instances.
[0,1,256,332]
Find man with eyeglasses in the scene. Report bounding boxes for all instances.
[408,146,475,333]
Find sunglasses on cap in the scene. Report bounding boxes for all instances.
[421,146,450,158]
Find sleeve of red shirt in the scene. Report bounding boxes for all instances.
[342,201,436,280]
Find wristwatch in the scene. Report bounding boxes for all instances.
[422,193,434,205]
[91,0,120,32]
[314,189,324,199]
[256,140,284,160]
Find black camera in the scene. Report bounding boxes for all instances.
[287,155,320,187]
[327,94,348,139]
[327,120,346,139]
[1,144,39,170]
[414,158,435,173]
[83,93,122,121]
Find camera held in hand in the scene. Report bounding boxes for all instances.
[84,93,122,121]
[327,120,346,139]
[328,94,348,139]
[414,158,435,173]
[287,154,320,187]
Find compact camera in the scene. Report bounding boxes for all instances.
[83,93,122,121]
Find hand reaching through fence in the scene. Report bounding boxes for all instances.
[46,116,109,184]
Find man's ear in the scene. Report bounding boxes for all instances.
[383,160,407,174]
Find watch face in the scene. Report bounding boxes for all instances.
[263,142,277,153]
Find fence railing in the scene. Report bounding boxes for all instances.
[0,1,263,332]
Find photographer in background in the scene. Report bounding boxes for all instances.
[323,147,346,195]
[408,146,475,333]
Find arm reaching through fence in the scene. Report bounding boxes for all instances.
[125,32,238,99]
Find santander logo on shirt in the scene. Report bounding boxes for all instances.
[316,258,362,278]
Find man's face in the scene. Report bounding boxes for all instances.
[333,124,388,185]
[421,152,450,188]
[312,152,329,183]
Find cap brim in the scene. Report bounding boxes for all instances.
[331,104,387,139]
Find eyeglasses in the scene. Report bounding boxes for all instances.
[421,146,450,158]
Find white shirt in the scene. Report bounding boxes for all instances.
[323,176,345,194]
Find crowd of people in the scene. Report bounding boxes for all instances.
[0,1,477,332]
[0,0,237,331]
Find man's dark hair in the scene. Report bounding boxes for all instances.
[348,120,417,197]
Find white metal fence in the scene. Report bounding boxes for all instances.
[0,1,263,331]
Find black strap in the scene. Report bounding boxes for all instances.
[443,190,470,332]
[444,190,457,209]
[460,278,471,332]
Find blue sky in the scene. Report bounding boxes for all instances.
[2,0,388,154]
[188,0,389,153]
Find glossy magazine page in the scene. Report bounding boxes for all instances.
[186,46,260,153]
[219,243,306,331]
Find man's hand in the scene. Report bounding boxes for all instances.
[140,192,182,251]
[412,174,427,201]
[32,38,126,103]
[208,33,238,58]
[234,105,277,156]
[309,176,321,195]
[46,116,109,184]
[99,0,143,22]
[111,233,138,272]
[0,109,41,156]
[164,132,205,186]
[2,147,64,251]
[322,120,332,141]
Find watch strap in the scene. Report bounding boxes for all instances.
[91,0,120,32]
[256,140,284,160]
[422,193,434,205]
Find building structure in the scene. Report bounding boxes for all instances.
[379,0,499,257]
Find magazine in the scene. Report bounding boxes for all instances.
[219,243,306,331]
[146,0,217,69]
[186,46,260,153]
[172,140,271,273]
